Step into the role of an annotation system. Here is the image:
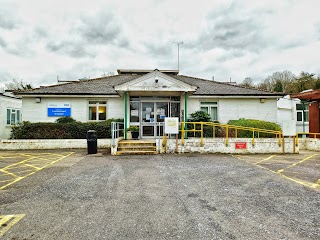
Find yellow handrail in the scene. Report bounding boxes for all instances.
[180,122,282,146]
[295,132,320,146]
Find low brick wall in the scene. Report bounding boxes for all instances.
[165,138,298,154]
[0,139,112,150]
[298,138,320,151]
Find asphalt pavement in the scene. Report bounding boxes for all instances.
[0,151,319,239]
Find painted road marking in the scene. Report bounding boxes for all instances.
[276,154,318,174]
[0,214,25,237]
[233,154,320,190]
[0,152,74,190]
[255,155,275,164]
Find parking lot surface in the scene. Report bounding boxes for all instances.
[0,150,319,239]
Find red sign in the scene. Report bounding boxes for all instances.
[235,142,247,149]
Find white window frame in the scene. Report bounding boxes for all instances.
[88,100,107,121]
[296,104,308,123]
[200,102,218,121]
[7,108,21,125]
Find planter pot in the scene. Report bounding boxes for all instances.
[131,131,139,139]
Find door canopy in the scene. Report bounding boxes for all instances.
[114,70,197,93]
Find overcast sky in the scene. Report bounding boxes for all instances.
[0,0,320,88]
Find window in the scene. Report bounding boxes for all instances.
[200,102,218,121]
[7,108,21,125]
[88,101,107,120]
[296,104,308,123]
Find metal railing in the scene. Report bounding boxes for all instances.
[295,132,320,146]
[180,122,282,146]
[111,122,124,147]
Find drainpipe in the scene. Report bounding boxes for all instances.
[124,91,128,139]
[184,92,188,138]
[302,101,305,134]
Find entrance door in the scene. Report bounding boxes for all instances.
[141,102,169,138]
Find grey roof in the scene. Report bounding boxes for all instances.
[17,74,141,95]
[172,75,282,96]
[16,72,283,97]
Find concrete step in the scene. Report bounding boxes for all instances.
[118,146,157,151]
[116,150,158,155]
[116,140,157,155]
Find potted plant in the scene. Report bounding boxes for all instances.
[128,126,140,139]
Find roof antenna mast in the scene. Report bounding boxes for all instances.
[173,41,184,71]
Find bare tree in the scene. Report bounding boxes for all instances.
[258,70,295,92]
[5,79,33,91]
[240,77,255,88]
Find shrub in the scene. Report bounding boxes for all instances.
[227,118,281,138]
[11,118,124,139]
[55,116,77,124]
[189,111,211,122]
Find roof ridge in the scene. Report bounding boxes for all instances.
[177,74,278,94]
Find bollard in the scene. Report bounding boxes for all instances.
[87,130,97,154]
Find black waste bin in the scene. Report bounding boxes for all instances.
[87,130,97,154]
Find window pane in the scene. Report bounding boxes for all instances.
[201,107,208,113]
[296,104,303,110]
[201,102,217,105]
[89,101,98,104]
[17,110,20,123]
[304,111,309,122]
[89,106,96,120]
[210,107,218,121]
[98,106,106,120]
[11,113,15,124]
[7,109,10,125]
[171,96,180,101]
[297,112,302,121]
[98,101,106,104]
[171,102,180,118]
[130,102,139,122]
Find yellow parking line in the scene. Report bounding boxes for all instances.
[255,155,275,164]
[0,152,74,190]
[232,154,319,190]
[0,169,20,178]
[24,164,41,170]
[0,214,25,237]
[277,154,318,174]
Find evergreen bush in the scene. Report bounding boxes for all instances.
[11,118,123,139]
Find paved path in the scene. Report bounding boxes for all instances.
[0,151,319,239]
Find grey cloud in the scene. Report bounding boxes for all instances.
[0,9,18,30]
[144,42,173,57]
[191,3,271,53]
[46,41,94,58]
[0,37,7,48]
[75,12,129,48]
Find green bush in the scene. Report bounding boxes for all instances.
[189,111,211,122]
[227,118,281,138]
[11,118,123,139]
[55,116,77,124]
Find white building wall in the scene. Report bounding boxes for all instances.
[188,97,278,123]
[0,96,22,139]
[107,97,124,119]
[22,96,122,123]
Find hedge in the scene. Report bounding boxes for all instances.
[11,118,124,139]
[227,118,281,138]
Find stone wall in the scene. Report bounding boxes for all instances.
[164,138,298,154]
[0,139,111,150]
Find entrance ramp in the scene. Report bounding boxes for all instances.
[116,140,157,155]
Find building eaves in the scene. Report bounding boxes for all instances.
[171,75,284,97]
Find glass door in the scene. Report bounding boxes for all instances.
[141,102,155,137]
[141,101,169,138]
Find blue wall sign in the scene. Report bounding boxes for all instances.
[48,103,71,117]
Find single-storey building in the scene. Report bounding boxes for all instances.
[0,92,22,139]
[16,69,284,139]
[291,89,320,133]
